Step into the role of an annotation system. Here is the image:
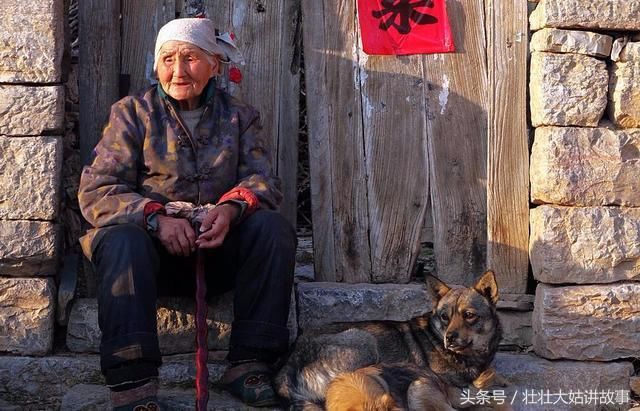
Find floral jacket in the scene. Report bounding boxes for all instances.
[78,81,282,260]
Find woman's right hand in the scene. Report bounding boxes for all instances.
[156,215,197,256]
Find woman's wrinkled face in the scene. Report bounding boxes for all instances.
[157,40,220,110]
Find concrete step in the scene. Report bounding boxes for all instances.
[60,384,283,411]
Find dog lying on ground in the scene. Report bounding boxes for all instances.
[275,270,512,410]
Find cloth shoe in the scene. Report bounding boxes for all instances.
[113,396,161,411]
[222,361,279,407]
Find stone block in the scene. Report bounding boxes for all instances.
[495,353,634,411]
[612,41,640,62]
[0,354,229,410]
[609,61,640,128]
[530,52,607,127]
[297,283,532,348]
[67,293,297,354]
[0,0,64,83]
[533,283,640,361]
[296,282,432,329]
[60,384,281,411]
[631,377,640,397]
[530,0,640,31]
[0,136,63,220]
[530,126,640,206]
[530,28,612,58]
[497,310,532,350]
[531,206,640,284]
[0,221,59,277]
[0,86,64,136]
[0,277,55,355]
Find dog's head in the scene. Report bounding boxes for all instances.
[426,271,501,359]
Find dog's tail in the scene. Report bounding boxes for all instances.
[326,367,401,411]
[276,356,345,408]
[274,329,380,408]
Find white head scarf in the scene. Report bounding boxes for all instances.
[153,18,244,71]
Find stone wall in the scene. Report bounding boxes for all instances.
[0,0,64,356]
[529,0,639,404]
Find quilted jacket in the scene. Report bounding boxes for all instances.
[78,80,282,259]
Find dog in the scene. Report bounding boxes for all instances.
[275,270,512,410]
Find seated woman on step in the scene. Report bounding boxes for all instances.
[78,17,295,410]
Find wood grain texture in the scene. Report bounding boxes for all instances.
[423,0,488,285]
[78,0,121,165]
[301,0,371,282]
[360,53,430,283]
[275,1,301,227]
[121,0,175,95]
[206,0,299,226]
[486,0,529,293]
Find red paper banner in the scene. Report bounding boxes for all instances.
[357,0,455,55]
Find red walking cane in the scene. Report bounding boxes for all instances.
[165,202,215,410]
[165,203,217,410]
[194,222,209,411]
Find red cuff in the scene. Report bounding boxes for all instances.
[143,201,166,225]
[218,187,259,215]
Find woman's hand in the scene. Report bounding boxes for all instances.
[196,204,240,249]
[156,215,197,256]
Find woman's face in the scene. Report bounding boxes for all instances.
[157,40,220,110]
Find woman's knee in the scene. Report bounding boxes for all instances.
[94,224,156,261]
[242,210,297,250]
[92,224,159,285]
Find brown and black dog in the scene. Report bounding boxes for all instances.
[276,271,512,410]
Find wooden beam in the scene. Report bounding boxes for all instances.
[301,0,372,282]
[275,1,301,227]
[360,52,430,283]
[121,0,175,95]
[206,0,299,226]
[78,0,121,165]
[486,0,529,293]
[423,0,488,285]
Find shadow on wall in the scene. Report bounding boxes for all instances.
[303,0,503,289]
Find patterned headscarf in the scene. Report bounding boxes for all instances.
[153,18,244,71]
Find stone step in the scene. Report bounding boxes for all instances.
[0,353,228,410]
[1,352,635,410]
[60,384,283,411]
[296,282,533,350]
[66,293,297,355]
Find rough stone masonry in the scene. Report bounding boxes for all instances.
[528,0,640,394]
[0,0,64,356]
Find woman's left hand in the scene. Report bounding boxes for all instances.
[196,204,240,248]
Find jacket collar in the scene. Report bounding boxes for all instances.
[157,78,217,109]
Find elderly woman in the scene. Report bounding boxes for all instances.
[78,18,295,409]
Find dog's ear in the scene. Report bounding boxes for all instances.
[426,275,451,301]
[473,270,499,305]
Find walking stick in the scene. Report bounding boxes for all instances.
[194,222,209,411]
[165,202,215,410]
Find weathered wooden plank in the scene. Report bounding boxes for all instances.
[302,0,373,282]
[486,0,529,293]
[423,0,488,285]
[360,53,430,283]
[79,0,121,165]
[121,0,175,95]
[274,1,301,227]
[206,0,299,226]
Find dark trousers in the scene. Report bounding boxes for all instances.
[90,210,296,387]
